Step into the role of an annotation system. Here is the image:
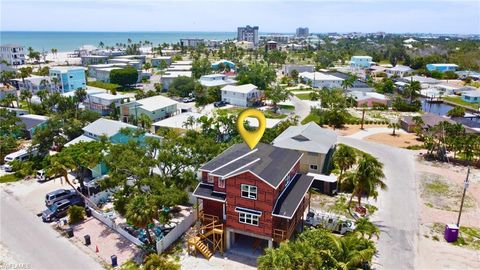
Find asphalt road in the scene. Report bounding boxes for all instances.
[338,136,418,270]
[289,95,311,122]
[0,190,103,270]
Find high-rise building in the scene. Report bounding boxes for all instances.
[296,27,309,38]
[237,25,259,46]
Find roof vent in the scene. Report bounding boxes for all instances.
[292,135,309,142]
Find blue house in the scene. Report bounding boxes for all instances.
[49,66,87,93]
[426,63,459,73]
[211,59,236,70]
[350,56,373,69]
[461,90,480,103]
[64,118,160,178]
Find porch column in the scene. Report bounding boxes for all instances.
[268,239,273,248]
[226,230,231,250]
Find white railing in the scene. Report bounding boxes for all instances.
[90,208,143,246]
[156,209,197,254]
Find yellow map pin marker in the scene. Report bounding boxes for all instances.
[237,108,266,150]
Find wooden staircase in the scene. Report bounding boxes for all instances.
[187,211,224,260]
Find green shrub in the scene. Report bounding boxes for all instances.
[0,174,20,183]
[87,81,120,91]
[68,205,85,225]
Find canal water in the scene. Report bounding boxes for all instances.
[420,98,480,129]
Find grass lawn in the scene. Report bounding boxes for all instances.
[263,110,287,119]
[0,174,20,183]
[301,113,321,124]
[217,107,287,119]
[295,93,314,100]
[279,104,295,110]
[87,81,120,91]
[432,222,480,250]
[443,96,479,110]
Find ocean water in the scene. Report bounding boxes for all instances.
[0,31,236,52]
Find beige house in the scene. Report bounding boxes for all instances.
[272,122,337,174]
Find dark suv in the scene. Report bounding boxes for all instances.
[42,196,85,222]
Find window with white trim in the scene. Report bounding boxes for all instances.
[207,175,214,183]
[241,184,257,200]
[238,211,259,226]
[218,178,225,188]
[310,164,318,170]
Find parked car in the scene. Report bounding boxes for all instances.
[36,170,52,182]
[42,196,85,222]
[182,97,195,103]
[214,101,227,107]
[45,189,76,206]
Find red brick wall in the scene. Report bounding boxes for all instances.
[201,171,208,181]
[202,199,223,220]
[225,171,276,237]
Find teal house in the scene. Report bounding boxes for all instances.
[64,118,160,178]
[49,66,87,93]
[212,59,236,70]
[426,63,459,73]
[461,90,480,104]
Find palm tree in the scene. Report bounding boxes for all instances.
[354,218,380,239]
[98,41,104,48]
[20,90,32,113]
[137,113,152,130]
[36,89,49,104]
[388,121,400,136]
[349,154,386,210]
[182,115,196,130]
[18,67,33,83]
[125,194,158,246]
[51,77,60,91]
[405,79,421,104]
[143,254,179,270]
[333,144,357,179]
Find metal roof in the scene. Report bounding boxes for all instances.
[272,122,337,154]
[82,118,137,137]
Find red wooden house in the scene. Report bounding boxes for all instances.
[193,143,315,249]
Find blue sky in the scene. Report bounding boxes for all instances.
[1,0,479,34]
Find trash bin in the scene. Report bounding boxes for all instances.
[111,255,117,267]
[66,227,74,238]
[85,207,92,218]
[84,234,91,246]
[444,224,459,242]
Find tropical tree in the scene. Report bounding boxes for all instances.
[354,218,380,239]
[137,113,152,130]
[341,73,357,90]
[18,67,33,83]
[333,144,357,181]
[349,153,387,209]
[20,90,33,113]
[265,85,291,113]
[388,121,400,136]
[404,79,421,104]
[143,254,179,270]
[125,194,158,246]
[51,77,60,91]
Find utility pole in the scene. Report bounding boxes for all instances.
[361,108,366,130]
[457,166,470,227]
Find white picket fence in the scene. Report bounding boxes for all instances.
[156,208,197,254]
[90,208,143,246]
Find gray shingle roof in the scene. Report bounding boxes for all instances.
[201,143,303,188]
[272,122,337,154]
[273,174,314,218]
[192,183,226,202]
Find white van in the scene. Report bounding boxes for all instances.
[3,148,39,172]
[36,169,51,182]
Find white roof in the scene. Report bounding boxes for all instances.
[245,117,283,129]
[221,84,258,94]
[299,72,344,81]
[167,65,192,71]
[162,71,192,78]
[90,93,128,101]
[83,118,137,137]
[307,173,338,183]
[429,63,459,67]
[173,60,193,65]
[19,114,48,121]
[349,91,387,101]
[152,56,172,60]
[272,122,337,154]
[403,38,418,43]
[212,59,235,66]
[97,67,122,72]
[64,134,96,147]
[388,65,412,72]
[134,95,178,112]
[152,112,202,130]
[50,66,85,72]
[462,90,480,97]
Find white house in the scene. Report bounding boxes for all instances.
[85,92,130,116]
[152,56,172,67]
[199,74,237,87]
[11,76,50,93]
[299,72,344,89]
[0,44,25,66]
[221,84,262,107]
[95,67,123,83]
[386,65,413,78]
[121,95,179,123]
